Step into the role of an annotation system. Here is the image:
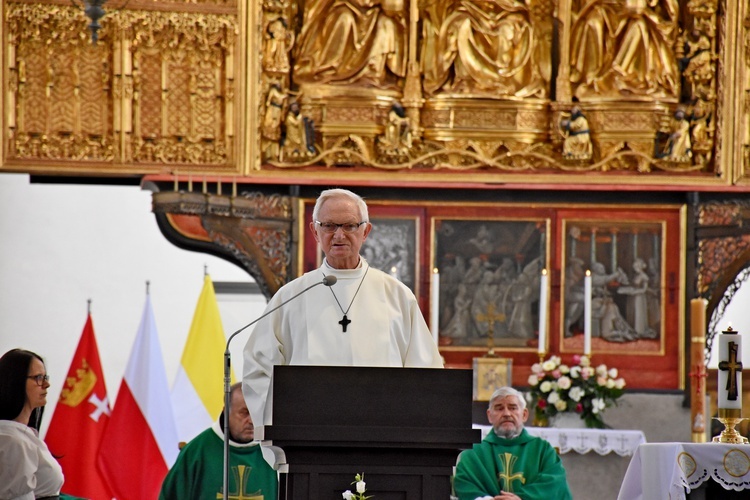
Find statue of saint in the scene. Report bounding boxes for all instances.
[659,108,691,162]
[559,105,592,160]
[281,102,316,160]
[421,0,545,98]
[380,102,412,152]
[292,0,407,88]
[262,84,287,142]
[262,18,294,74]
[570,0,679,99]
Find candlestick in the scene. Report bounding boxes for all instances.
[713,325,746,444]
[714,324,747,444]
[689,298,707,442]
[538,269,548,354]
[430,268,440,346]
[584,270,592,356]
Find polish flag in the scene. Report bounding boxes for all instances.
[45,313,114,500]
[97,295,179,500]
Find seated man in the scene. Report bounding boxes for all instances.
[454,387,572,500]
[159,383,278,500]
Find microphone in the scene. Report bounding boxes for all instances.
[222,275,336,500]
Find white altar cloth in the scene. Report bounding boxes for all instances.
[617,442,750,500]
[472,425,646,456]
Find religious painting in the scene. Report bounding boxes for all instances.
[360,216,419,293]
[301,200,422,294]
[560,219,666,355]
[432,217,548,350]
[473,357,513,402]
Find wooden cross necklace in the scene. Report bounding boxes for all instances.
[327,265,370,332]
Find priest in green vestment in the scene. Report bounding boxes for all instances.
[159,383,278,500]
[454,386,572,500]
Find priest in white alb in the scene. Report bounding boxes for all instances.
[243,188,444,427]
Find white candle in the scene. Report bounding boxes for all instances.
[430,268,440,345]
[717,326,743,410]
[538,269,548,354]
[584,270,592,356]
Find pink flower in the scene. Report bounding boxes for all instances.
[576,403,583,413]
[538,399,547,409]
[552,369,562,379]
[572,354,582,365]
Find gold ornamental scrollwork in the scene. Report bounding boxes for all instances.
[5,3,238,170]
[254,0,724,176]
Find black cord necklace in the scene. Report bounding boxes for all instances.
[326,265,370,332]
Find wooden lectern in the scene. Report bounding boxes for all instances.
[263,366,480,500]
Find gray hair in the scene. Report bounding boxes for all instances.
[312,188,369,223]
[488,386,526,411]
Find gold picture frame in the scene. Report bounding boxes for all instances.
[473,357,513,402]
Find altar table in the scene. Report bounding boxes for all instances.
[473,425,646,456]
[617,442,750,500]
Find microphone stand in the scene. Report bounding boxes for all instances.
[222,276,336,500]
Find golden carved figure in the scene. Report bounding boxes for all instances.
[421,0,545,97]
[559,105,592,160]
[380,102,412,152]
[570,0,679,99]
[292,0,407,88]
[683,30,712,84]
[281,102,316,160]
[263,17,294,74]
[659,108,691,162]
[689,99,711,148]
[262,84,287,141]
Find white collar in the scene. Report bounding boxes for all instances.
[210,419,260,448]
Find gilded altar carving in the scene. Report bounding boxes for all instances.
[569,0,680,100]
[254,0,725,176]
[4,3,237,170]
[0,0,742,181]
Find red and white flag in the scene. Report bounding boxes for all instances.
[98,295,179,500]
[45,313,114,500]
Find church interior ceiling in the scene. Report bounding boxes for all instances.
[0,0,747,186]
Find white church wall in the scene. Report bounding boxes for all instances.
[0,173,267,436]
[708,282,750,368]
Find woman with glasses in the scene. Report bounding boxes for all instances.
[243,188,443,427]
[0,348,64,500]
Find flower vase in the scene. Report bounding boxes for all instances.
[552,412,587,429]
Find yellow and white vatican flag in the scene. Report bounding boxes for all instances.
[171,274,233,442]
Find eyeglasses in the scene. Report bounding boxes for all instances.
[27,374,50,386]
[314,221,367,233]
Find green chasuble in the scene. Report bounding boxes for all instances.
[454,428,572,500]
[159,424,278,500]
